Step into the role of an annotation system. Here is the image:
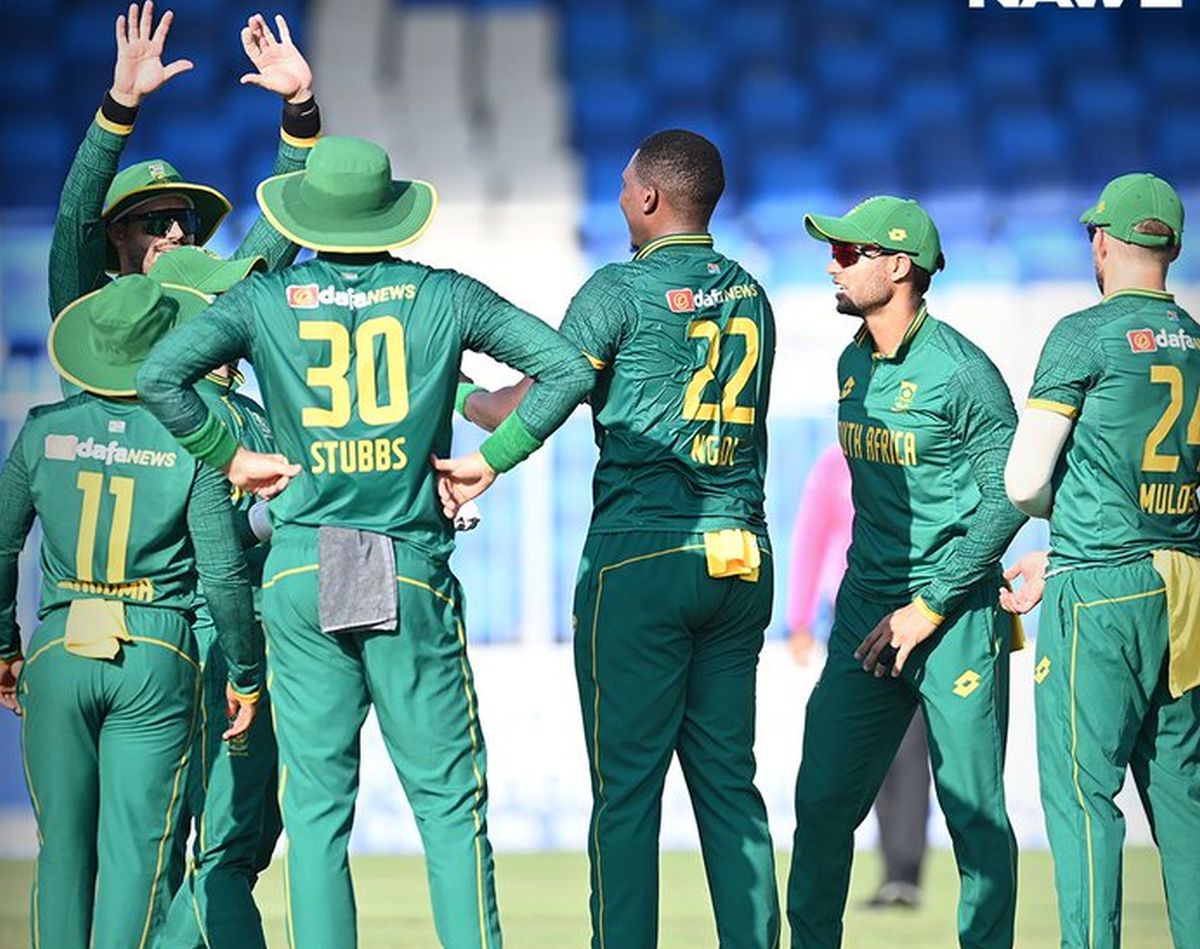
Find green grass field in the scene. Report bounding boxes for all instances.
[0,848,1173,947]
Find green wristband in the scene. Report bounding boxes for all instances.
[455,381,484,418]
[177,412,239,469]
[479,412,543,473]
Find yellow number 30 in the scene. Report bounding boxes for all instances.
[300,316,410,428]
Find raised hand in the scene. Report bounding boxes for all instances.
[239,13,313,104]
[432,452,498,519]
[111,2,194,107]
[224,446,302,500]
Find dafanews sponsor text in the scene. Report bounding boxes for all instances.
[287,283,417,310]
[44,434,177,468]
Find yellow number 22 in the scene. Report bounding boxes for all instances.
[682,317,759,425]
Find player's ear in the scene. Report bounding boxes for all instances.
[643,185,660,216]
[891,253,914,285]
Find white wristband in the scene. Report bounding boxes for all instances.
[248,500,273,542]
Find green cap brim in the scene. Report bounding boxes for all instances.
[49,282,212,396]
[803,212,877,246]
[256,170,439,252]
[103,183,233,273]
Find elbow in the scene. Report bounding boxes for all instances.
[134,359,169,410]
[1004,468,1051,519]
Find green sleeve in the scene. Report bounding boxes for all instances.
[451,272,595,471]
[915,360,1028,620]
[557,264,637,369]
[48,104,135,317]
[1026,314,1105,419]
[232,99,321,272]
[187,462,261,696]
[137,281,258,468]
[0,427,36,660]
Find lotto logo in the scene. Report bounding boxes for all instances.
[287,284,320,309]
[1127,329,1158,353]
[665,288,696,313]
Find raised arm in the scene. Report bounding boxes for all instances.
[231,13,321,270]
[49,1,193,315]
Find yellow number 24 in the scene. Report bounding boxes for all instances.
[1141,364,1200,473]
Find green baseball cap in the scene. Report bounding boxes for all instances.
[1080,173,1183,248]
[148,246,267,296]
[805,195,945,273]
[49,275,210,397]
[256,136,438,252]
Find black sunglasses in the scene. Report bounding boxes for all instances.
[127,207,199,237]
[830,242,899,268]
[1086,223,1102,242]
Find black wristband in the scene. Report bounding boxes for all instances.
[101,91,139,127]
[281,96,320,141]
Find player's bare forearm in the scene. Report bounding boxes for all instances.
[465,378,532,433]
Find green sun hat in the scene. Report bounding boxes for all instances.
[148,246,267,295]
[805,195,945,273]
[49,275,211,397]
[102,159,232,273]
[1080,173,1183,248]
[256,135,438,252]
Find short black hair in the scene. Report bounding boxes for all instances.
[633,129,725,224]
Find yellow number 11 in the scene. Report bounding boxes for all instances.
[75,472,135,583]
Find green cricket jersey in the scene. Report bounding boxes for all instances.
[1027,288,1200,571]
[558,233,774,534]
[0,394,259,690]
[138,256,594,557]
[48,97,319,318]
[836,306,1026,619]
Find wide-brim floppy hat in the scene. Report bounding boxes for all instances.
[147,245,267,295]
[103,159,232,273]
[256,135,438,252]
[50,274,211,397]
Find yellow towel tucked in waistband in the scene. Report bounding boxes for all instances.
[1009,613,1026,652]
[704,529,760,582]
[65,599,131,659]
[1151,549,1200,698]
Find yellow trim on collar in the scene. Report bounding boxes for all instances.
[1102,288,1174,303]
[1028,398,1080,419]
[583,351,607,371]
[633,233,714,260]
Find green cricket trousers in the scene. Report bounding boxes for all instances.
[19,604,200,949]
[159,621,281,949]
[573,529,780,949]
[788,577,1017,949]
[1036,561,1200,949]
[260,529,501,949]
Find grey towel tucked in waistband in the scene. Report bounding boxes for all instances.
[317,526,398,634]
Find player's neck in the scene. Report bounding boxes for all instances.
[635,218,709,247]
[863,298,921,357]
[1101,264,1168,298]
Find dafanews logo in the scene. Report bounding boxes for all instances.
[1127,327,1199,353]
[287,283,417,310]
[43,434,177,468]
[970,0,1181,7]
[665,284,760,313]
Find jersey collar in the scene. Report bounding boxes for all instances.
[1102,288,1174,304]
[855,303,930,362]
[632,233,714,260]
[200,368,244,393]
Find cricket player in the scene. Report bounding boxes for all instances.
[789,196,1026,948]
[0,275,262,949]
[143,247,282,949]
[49,2,320,321]
[136,134,594,948]
[464,129,781,947]
[1003,173,1200,949]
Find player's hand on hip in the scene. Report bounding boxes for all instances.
[0,659,22,716]
[223,684,257,740]
[224,446,301,500]
[239,13,313,104]
[110,2,194,107]
[431,452,497,519]
[1000,550,1049,615]
[856,602,939,678]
